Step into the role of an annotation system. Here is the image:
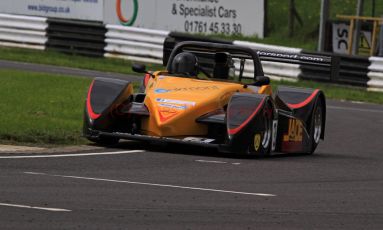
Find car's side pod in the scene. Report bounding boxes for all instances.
[225,93,274,154]
[83,77,133,135]
[275,86,326,140]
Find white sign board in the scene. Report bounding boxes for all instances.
[104,0,265,37]
[0,0,104,21]
[332,22,372,54]
[332,23,349,54]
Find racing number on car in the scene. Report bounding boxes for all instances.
[283,119,303,142]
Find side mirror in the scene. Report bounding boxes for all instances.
[132,63,147,74]
[243,76,270,88]
[254,76,270,86]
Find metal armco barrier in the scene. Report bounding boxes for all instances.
[0,13,47,50]
[46,19,106,57]
[104,25,169,64]
[338,55,370,86]
[300,52,369,87]
[368,57,383,91]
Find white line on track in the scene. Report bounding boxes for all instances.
[24,172,276,197]
[0,150,144,159]
[196,160,227,164]
[196,160,241,165]
[0,202,71,212]
[327,105,383,113]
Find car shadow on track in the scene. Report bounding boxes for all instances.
[91,140,324,160]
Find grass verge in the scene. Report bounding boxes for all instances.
[0,69,91,145]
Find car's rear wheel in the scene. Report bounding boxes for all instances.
[247,102,273,157]
[309,98,323,154]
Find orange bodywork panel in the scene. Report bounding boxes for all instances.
[258,85,272,95]
[140,73,269,137]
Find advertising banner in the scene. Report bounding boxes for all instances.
[0,0,265,37]
[105,0,265,38]
[0,0,104,21]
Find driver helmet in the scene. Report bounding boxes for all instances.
[171,52,199,76]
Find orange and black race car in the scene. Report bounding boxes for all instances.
[83,41,327,156]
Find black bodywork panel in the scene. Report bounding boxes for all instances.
[84,77,133,135]
[89,78,130,114]
[224,93,270,153]
[275,86,326,140]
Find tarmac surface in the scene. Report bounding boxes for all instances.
[0,61,382,229]
[0,100,382,229]
[0,59,142,82]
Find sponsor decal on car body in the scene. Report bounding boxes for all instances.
[159,103,187,110]
[156,98,196,106]
[254,134,261,151]
[154,86,220,94]
[154,88,171,94]
[283,119,303,142]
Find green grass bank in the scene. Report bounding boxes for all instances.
[0,70,91,145]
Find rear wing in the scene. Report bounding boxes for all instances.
[163,35,337,81]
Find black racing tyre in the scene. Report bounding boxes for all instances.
[308,98,323,154]
[247,102,273,157]
[88,136,120,146]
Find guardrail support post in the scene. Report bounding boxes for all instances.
[379,21,383,56]
[330,54,340,83]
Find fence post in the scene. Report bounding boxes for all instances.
[318,0,330,52]
[352,0,364,55]
[330,54,340,82]
[379,20,383,56]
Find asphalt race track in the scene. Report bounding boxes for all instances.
[1,62,383,229]
[0,60,142,82]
